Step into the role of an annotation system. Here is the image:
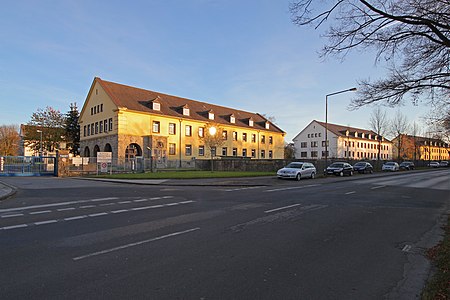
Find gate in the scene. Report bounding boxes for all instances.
[0,156,57,176]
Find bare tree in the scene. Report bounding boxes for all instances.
[0,125,20,156]
[390,111,410,160]
[200,123,226,171]
[289,0,450,111]
[369,106,389,160]
[410,121,422,160]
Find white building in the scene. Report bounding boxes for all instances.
[292,120,392,160]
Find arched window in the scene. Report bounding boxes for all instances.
[104,143,112,152]
[125,143,142,160]
[93,145,100,157]
[84,146,90,157]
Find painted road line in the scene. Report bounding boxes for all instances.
[402,245,412,252]
[371,185,386,190]
[0,197,119,213]
[64,215,88,221]
[80,205,96,209]
[265,203,302,214]
[179,200,195,204]
[1,213,24,218]
[57,207,76,211]
[118,201,132,204]
[345,191,356,195]
[224,186,262,192]
[1,224,28,230]
[99,203,114,206]
[29,210,52,215]
[265,184,320,193]
[73,227,200,261]
[34,220,58,226]
[88,212,108,217]
[110,209,128,214]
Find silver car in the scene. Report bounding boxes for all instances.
[277,162,316,180]
[382,162,399,171]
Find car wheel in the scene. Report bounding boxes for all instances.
[311,172,315,179]
[339,171,344,177]
[296,173,301,181]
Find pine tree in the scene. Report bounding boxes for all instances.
[65,103,80,155]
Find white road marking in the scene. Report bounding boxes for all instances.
[265,203,302,213]
[224,186,261,192]
[179,200,195,204]
[402,245,412,252]
[371,185,386,190]
[118,201,131,204]
[345,191,356,195]
[265,184,320,193]
[88,212,108,217]
[57,207,76,211]
[64,215,87,221]
[80,205,96,209]
[73,227,200,261]
[1,213,24,218]
[34,220,58,226]
[0,197,119,213]
[111,209,128,214]
[2,224,28,230]
[29,210,52,215]
[99,203,114,206]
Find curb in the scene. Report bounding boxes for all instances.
[0,180,17,200]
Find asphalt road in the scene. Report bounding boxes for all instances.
[0,169,449,299]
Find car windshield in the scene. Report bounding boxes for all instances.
[386,162,395,165]
[286,163,303,169]
[354,162,365,166]
[330,163,344,168]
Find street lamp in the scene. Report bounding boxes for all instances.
[325,87,357,173]
[36,130,43,156]
[209,126,217,172]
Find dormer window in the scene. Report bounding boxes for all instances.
[208,110,214,120]
[362,133,365,138]
[249,118,254,127]
[265,122,270,129]
[152,102,161,111]
[182,105,190,116]
[230,114,235,124]
[368,134,372,140]
[346,130,349,136]
[354,131,358,137]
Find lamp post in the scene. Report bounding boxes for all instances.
[209,126,217,172]
[36,130,43,156]
[325,87,357,174]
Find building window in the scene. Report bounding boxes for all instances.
[233,131,238,141]
[265,122,270,129]
[311,151,318,157]
[230,115,235,123]
[95,122,99,134]
[321,151,329,157]
[269,136,273,144]
[99,121,103,133]
[100,104,103,112]
[153,102,161,111]
[211,146,216,157]
[322,140,329,147]
[233,148,238,156]
[91,107,93,115]
[104,119,108,132]
[242,148,247,157]
[152,121,160,133]
[169,123,176,135]
[261,150,265,158]
[249,119,254,127]
[301,142,307,148]
[222,147,227,156]
[308,134,310,138]
[251,149,256,158]
[198,127,204,137]
[311,141,318,147]
[185,125,192,136]
[251,134,256,143]
[242,133,247,142]
[208,112,214,120]
[261,135,266,144]
[87,124,90,136]
[91,123,94,135]
[199,146,205,156]
[94,106,97,114]
[183,107,190,116]
[185,145,192,156]
[108,118,113,131]
[222,130,228,140]
[83,125,86,137]
[301,151,307,158]
[268,150,273,158]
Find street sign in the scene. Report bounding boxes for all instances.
[100,162,108,172]
[97,152,112,163]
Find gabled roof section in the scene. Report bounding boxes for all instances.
[93,77,285,134]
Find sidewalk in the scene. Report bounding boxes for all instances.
[0,181,17,200]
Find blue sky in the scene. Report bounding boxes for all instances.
[0,0,428,142]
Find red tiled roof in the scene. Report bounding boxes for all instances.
[315,120,389,141]
[95,77,285,134]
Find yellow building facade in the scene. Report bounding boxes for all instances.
[79,78,286,167]
[392,134,450,161]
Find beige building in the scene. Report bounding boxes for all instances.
[293,120,392,160]
[79,77,285,167]
[392,134,450,161]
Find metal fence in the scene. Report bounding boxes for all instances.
[0,156,57,176]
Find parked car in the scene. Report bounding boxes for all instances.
[326,162,353,176]
[277,162,316,180]
[439,161,449,167]
[382,162,399,171]
[399,161,415,171]
[353,162,373,174]
[428,161,440,168]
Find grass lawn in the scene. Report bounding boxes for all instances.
[93,170,275,179]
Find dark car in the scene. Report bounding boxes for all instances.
[353,162,373,174]
[399,161,415,170]
[326,162,353,176]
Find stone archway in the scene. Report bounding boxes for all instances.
[93,145,100,157]
[104,143,112,152]
[125,143,142,160]
[84,146,90,157]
